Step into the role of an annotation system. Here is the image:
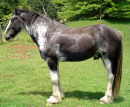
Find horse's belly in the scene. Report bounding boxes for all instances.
[68,52,95,61]
[56,38,96,62]
[58,51,95,62]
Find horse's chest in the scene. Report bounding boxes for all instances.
[39,50,47,60]
[38,37,47,50]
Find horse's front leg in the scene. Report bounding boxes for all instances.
[46,57,64,105]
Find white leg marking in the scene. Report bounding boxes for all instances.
[47,70,64,105]
[100,58,114,104]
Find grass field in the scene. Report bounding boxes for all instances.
[0,18,130,107]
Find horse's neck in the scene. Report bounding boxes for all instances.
[24,19,49,50]
[25,20,47,35]
[24,17,68,51]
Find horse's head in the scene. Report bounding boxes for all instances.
[4,7,24,41]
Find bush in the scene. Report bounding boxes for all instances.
[27,0,58,20]
[58,0,130,21]
[0,14,12,28]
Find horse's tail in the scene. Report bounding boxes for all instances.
[112,32,123,99]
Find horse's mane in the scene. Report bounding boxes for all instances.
[18,9,67,28]
[18,9,40,25]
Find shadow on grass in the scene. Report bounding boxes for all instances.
[19,90,124,103]
[103,18,130,25]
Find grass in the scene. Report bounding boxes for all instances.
[0,18,130,107]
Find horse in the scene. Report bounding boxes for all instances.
[4,7,122,105]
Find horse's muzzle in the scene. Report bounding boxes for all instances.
[5,37,11,41]
[4,34,12,41]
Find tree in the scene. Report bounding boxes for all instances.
[52,0,66,12]
[103,0,130,18]
[58,0,101,21]
[58,0,130,21]
[0,0,20,16]
[0,0,22,28]
[27,0,58,19]
[0,22,2,43]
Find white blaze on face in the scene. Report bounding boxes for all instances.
[4,20,11,34]
[4,15,15,34]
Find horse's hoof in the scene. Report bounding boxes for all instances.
[61,94,65,99]
[100,99,109,104]
[47,96,61,104]
[100,101,108,105]
[100,101,106,104]
[100,96,113,104]
[46,103,52,106]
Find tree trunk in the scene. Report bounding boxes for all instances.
[0,22,3,44]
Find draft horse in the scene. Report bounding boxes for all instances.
[4,7,122,105]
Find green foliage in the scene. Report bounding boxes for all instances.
[0,0,20,16]
[58,0,101,21]
[27,0,58,19]
[0,0,23,28]
[52,0,66,12]
[0,0,58,28]
[1,0,130,25]
[0,14,12,28]
[103,0,130,18]
[58,0,130,21]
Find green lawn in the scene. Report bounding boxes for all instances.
[0,18,130,107]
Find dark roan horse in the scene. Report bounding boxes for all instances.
[4,7,122,105]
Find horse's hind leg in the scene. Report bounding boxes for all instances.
[46,57,64,105]
[100,56,115,104]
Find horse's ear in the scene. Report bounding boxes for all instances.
[14,6,20,15]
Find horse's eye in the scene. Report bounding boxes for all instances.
[11,18,14,22]
[11,18,13,22]
[14,17,17,20]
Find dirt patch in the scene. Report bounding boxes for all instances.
[7,45,38,59]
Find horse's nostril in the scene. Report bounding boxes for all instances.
[6,37,11,41]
